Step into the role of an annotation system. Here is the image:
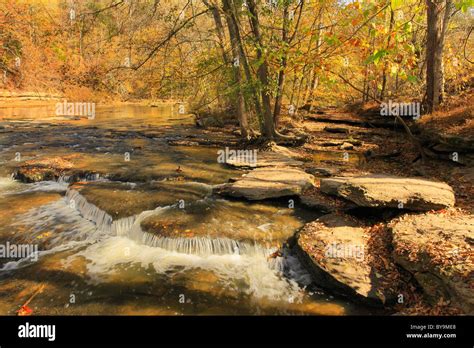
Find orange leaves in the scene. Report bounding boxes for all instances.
[16,284,45,316]
[348,38,362,47]
[406,57,416,69]
[394,53,404,63]
[17,305,33,316]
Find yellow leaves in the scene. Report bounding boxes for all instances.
[404,43,415,54]
[391,0,404,10]
[377,25,387,35]
[347,1,361,10]
[36,231,52,240]
[390,64,399,75]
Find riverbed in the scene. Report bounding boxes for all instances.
[0,103,380,315]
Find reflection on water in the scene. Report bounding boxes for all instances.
[0,104,194,127]
[0,104,380,315]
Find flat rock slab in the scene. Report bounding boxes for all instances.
[215,167,315,200]
[390,211,474,313]
[296,214,393,305]
[224,151,303,168]
[320,175,455,211]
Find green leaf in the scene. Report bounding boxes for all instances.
[404,43,415,54]
[365,49,389,65]
[323,35,340,46]
[403,22,412,34]
[455,0,474,12]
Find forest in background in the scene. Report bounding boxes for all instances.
[0,0,473,138]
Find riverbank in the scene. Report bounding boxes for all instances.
[204,104,473,315]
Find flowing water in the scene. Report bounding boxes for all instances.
[0,103,378,315]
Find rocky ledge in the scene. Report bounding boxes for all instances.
[390,210,474,314]
[214,166,315,200]
[320,175,455,211]
[296,213,398,306]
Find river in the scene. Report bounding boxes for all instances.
[0,103,379,315]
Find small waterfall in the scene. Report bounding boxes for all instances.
[10,198,102,246]
[9,186,286,267]
[66,189,114,233]
[71,235,301,302]
[62,188,140,237]
[112,216,137,236]
[52,173,103,183]
[140,234,274,257]
[3,180,310,303]
[121,203,278,257]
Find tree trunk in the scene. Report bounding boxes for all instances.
[305,12,323,112]
[273,3,290,128]
[380,7,394,100]
[425,0,451,113]
[246,0,275,138]
[204,0,230,64]
[222,0,248,138]
[227,0,262,125]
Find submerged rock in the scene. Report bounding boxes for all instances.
[296,214,395,306]
[390,211,474,313]
[320,175,455,211]
[215,167,315,200]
